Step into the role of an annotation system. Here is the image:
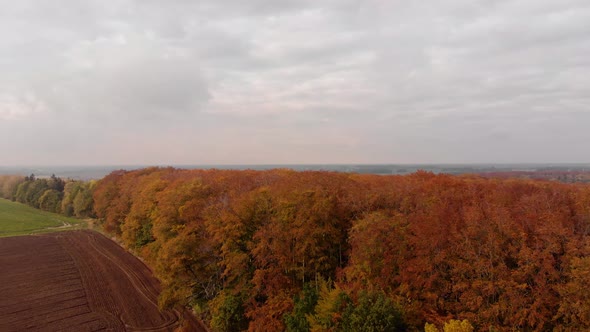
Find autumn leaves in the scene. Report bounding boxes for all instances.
[92,168,590,331]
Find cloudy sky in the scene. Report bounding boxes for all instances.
[1,0,589,165]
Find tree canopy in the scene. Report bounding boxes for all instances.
[88,168,590,331]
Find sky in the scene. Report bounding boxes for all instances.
[0,0,589,166]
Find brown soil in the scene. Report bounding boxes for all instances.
[0,230,206,332]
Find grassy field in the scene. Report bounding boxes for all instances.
[0,199,86,237]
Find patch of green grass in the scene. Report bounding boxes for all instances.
[0,198,86,237]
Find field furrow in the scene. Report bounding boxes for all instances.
[0,230,204,331]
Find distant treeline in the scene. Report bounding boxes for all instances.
[87,167,590,331]
[0,174,94,218]
[479,170,590,183]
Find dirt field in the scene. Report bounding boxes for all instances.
[0,230,205,332]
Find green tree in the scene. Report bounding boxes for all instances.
[307,280,349,331]
[14,181,30,203]
[73,182,95,217]
[25,179,49,207]
[285,284,319,332]
[38,189,62,213]
[210,292,248,332]
[47,174,65,192]
[61,181,81,216]
[340,291,406,332]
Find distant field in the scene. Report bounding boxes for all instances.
[0,199,85,237]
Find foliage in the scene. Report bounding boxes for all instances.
[0,175,25,200]
[38,189,62,213]
[443,319,474,332]
[425,319,474,332]
[340,291,406,332]
[425,322,439,332]
[556,255,590,329]
[0,174,94,216]
[87,168,590,331]
[307,280,349,331]
[209,292,248,332]
[284,284,319,332]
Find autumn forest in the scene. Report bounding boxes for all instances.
[2,168,590,331]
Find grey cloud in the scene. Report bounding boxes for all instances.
[58,37,208,120]
[0,0,589,165]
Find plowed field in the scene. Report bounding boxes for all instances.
[0,230,205,332]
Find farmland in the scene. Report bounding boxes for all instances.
[0,230,203,331]
[0,198,85,237]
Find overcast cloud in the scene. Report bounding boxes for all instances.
[1,0,589,165]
